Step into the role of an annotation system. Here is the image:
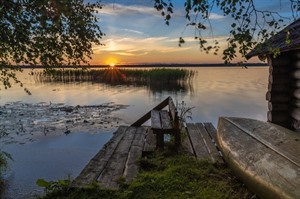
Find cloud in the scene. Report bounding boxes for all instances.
[121,28,147,36]
[113,51,149,56]
[92,35,192,56]
[209,13,225,20]
[167,36,228,43]
[96,3,159,16]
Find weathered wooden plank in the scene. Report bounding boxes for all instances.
[186,123,209,159]
[131,97,169,127]
[123,126,148,182]
[204,122,223,162]
[203,122,217,142]
[97,126,137,189]
[180,124,195,156]
[71,126,127,187]
[169,97,177,120]
[143,128,156,153]
[196,123,222,163]
[151,110,162,129]
[160,110,172,129]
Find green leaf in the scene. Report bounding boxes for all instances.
[36,178,51,187]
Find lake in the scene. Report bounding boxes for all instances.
[0,66,269,198]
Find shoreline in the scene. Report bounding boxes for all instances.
[11,63,267,69]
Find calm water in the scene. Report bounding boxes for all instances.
[0,67,269,198]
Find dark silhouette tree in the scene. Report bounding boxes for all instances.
[0,0,103,92]
[154,0,299,63]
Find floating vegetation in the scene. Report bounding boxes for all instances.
[0,102,129,144]
[34,68,195,93]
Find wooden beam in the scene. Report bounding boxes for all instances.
[98,127,137,189]
[143,128,156,154]
[186,123,209,159]
[151,110,162,129]
[71,126,127,187]
[169,97,177,120]
[181,125,195,156]
[196,123,222,163]
[123,126,148,182]
[131,96,170,127]
[160,110,172,129]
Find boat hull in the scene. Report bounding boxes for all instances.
[217,117,300,199]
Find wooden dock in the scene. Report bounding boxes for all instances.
[182,122,223,163]
[72,122,223,189]
[71,126,156,188]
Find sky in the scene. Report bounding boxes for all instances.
[89,0,295,65]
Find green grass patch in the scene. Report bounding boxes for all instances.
[39,150,256,199]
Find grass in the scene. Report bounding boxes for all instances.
[34,68,195,84]
[39,149,256,199]
[34,68,195,92]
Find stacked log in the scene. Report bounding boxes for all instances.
[267,50,300,132]
[289,50,300,131]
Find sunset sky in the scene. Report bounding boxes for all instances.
[90,0,294,65]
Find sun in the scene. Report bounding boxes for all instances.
[109,62,115,67]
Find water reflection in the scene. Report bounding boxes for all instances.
[0,66,269,199]
[33,68,195,94]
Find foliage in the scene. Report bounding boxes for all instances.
[36,177,71,195]
[154,0,300,63]
[0,151,12,176]
[0,0,104,90]
[176,101,195,123]
[39,150,256,199]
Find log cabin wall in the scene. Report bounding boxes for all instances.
[267,50,300,132]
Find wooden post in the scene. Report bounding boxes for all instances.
[169,97,181,147]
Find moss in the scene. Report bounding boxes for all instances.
[39,150,256,199]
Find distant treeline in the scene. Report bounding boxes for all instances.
[18,63,267,69]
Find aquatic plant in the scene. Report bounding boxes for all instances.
[36,176,71,195]
[0,150,13,177]
[34,68,195,93]
[176,101,195,123]
[35,68,194,82]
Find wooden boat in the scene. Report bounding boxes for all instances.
[217,117,300,199]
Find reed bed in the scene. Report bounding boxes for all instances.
[34,68,195,92]
[35,68,194,82]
